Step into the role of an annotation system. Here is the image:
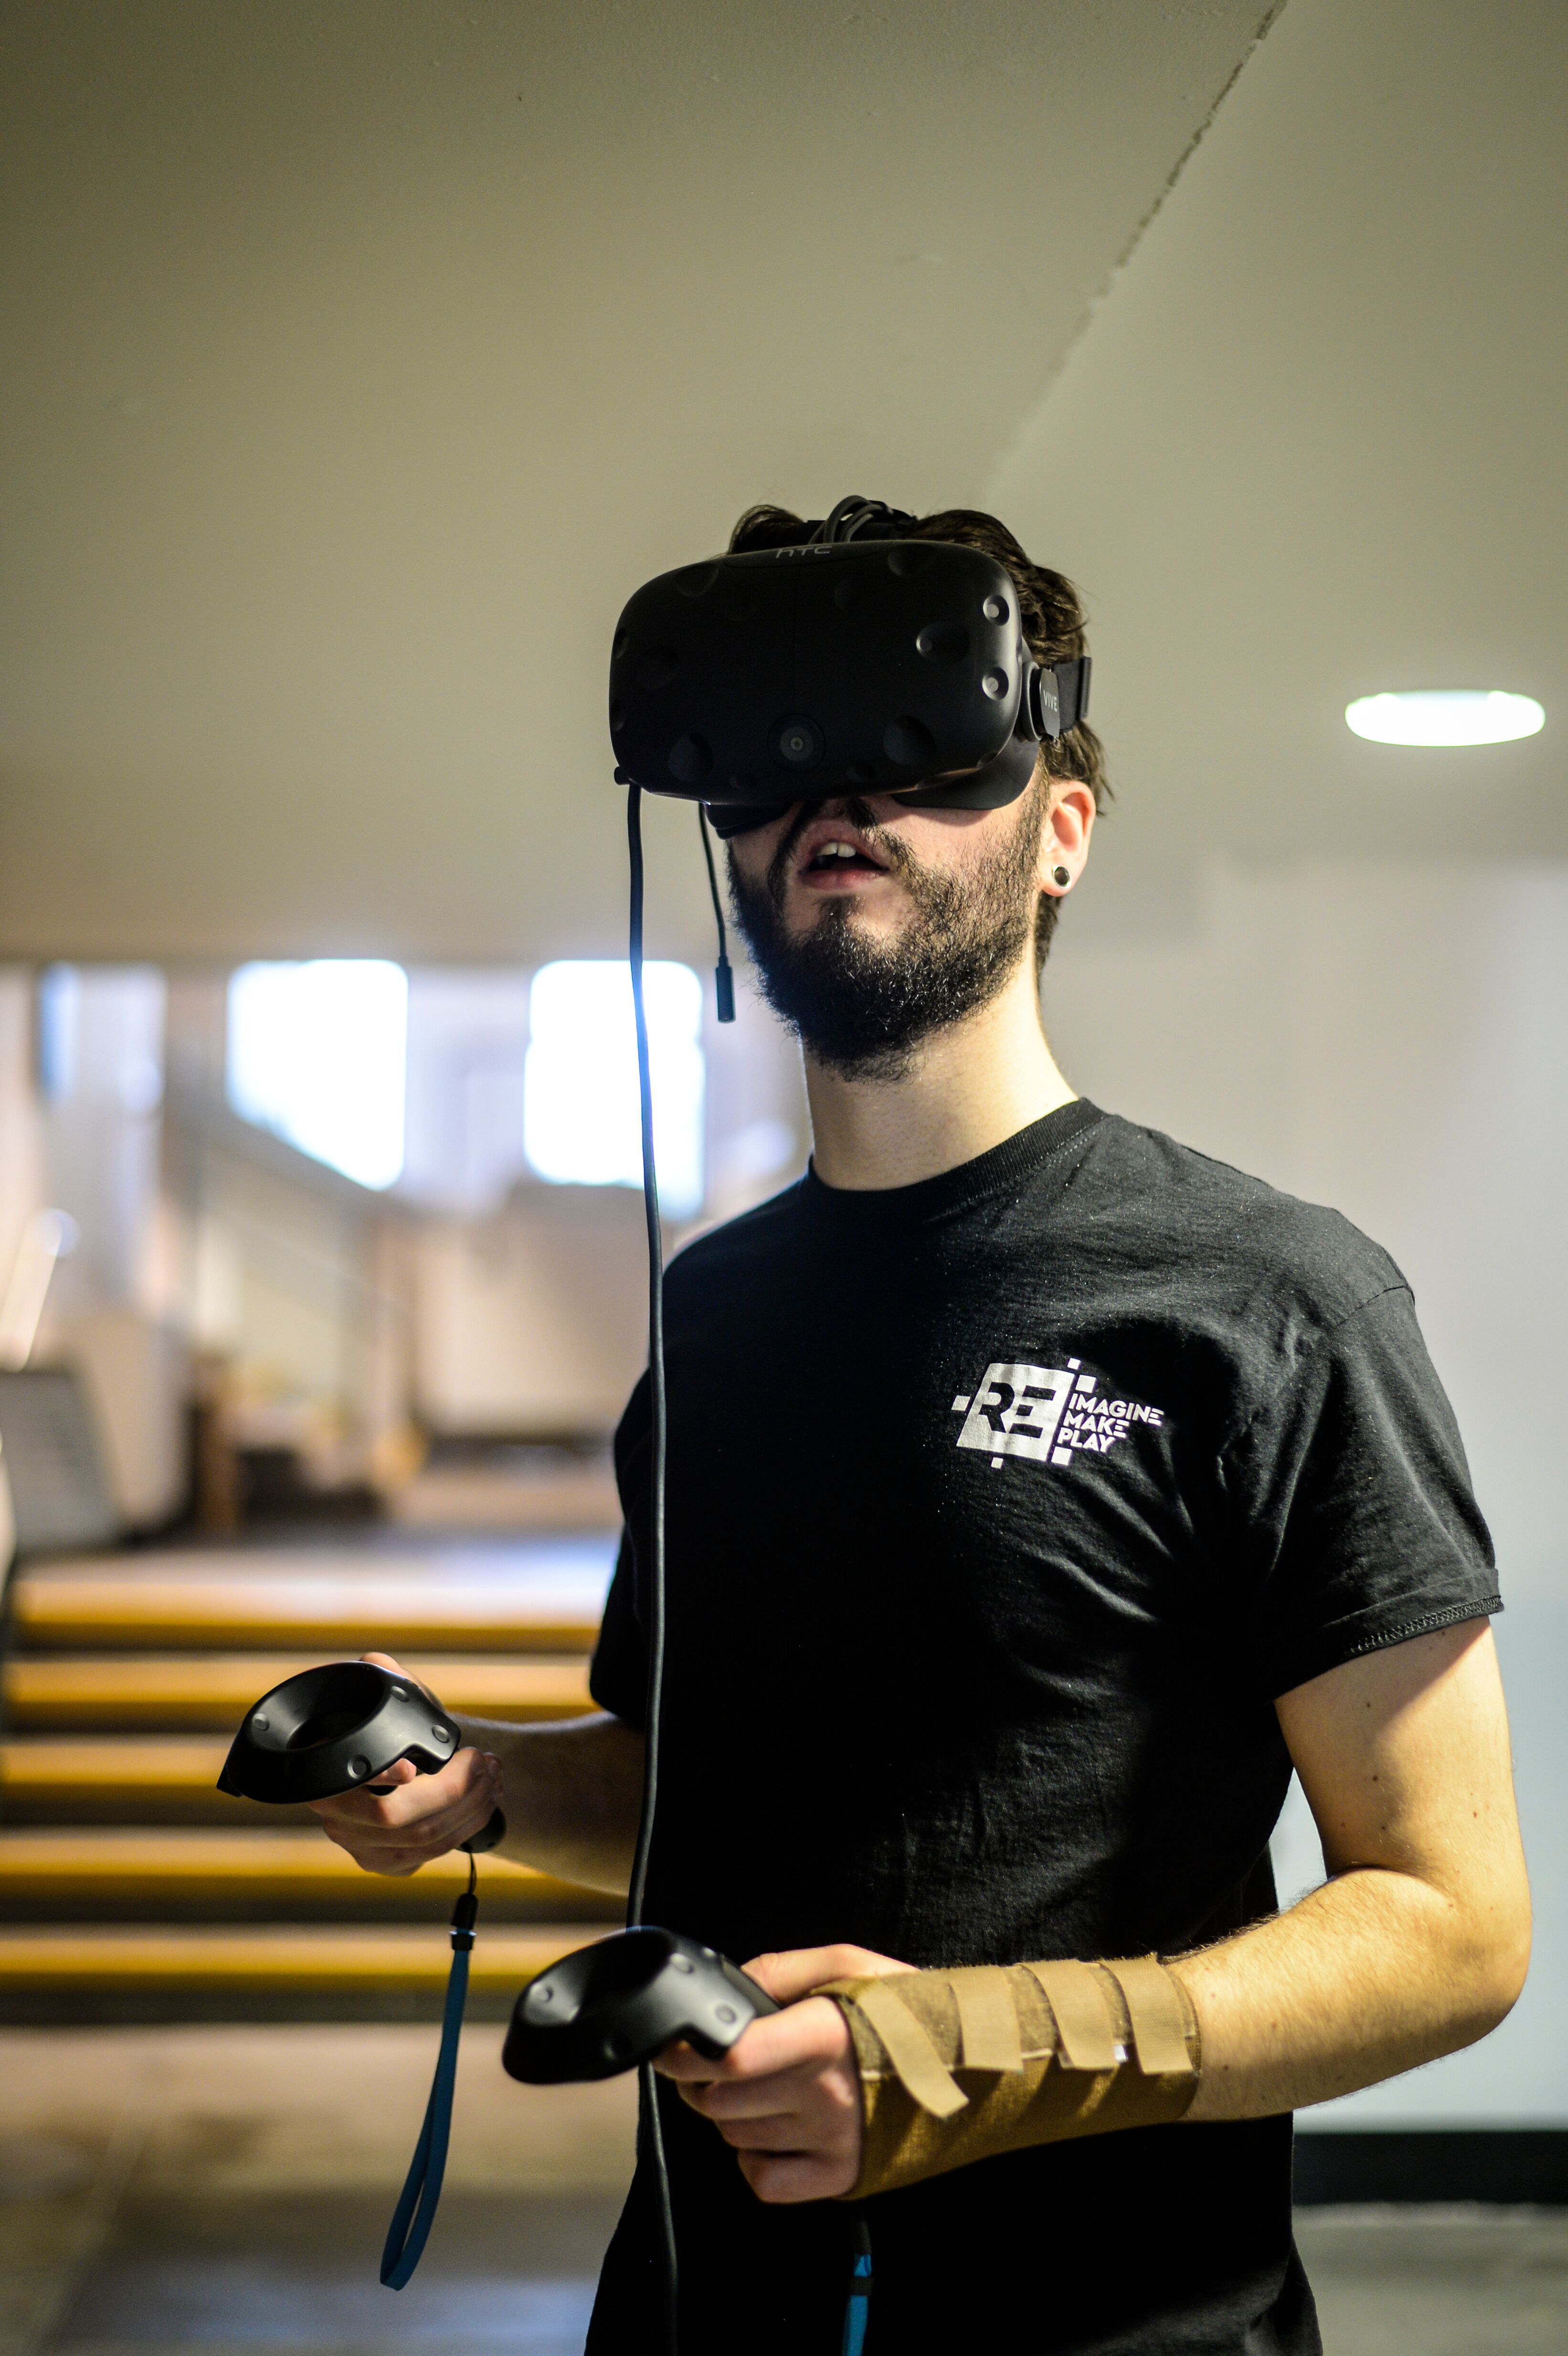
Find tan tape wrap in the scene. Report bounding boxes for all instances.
[822,1957,1200,2199]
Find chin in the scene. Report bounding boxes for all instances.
[794,894,881,934]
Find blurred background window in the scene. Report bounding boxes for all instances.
[36,963,82,1102]
[523,960,705,1219]
[227,961,409,1192]
[399,971,534,1216]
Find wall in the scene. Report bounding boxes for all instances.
[1045,856,1568,2125]
[0,972,46,1286]
[0,963,191,1530]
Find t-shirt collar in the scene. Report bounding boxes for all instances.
[798,1098,1105,1230]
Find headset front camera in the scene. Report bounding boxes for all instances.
[772,715,825,768]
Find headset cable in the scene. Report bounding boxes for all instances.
[627,785,871,2356]
[626,784,679,2354]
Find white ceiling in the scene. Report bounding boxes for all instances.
[0,0,1282,960]
[990,0,1568,902]
[2,0,1560,968]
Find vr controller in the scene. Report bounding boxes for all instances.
[610,509,1090,838]
[503,1926,779,2083]
[218,1664,774,2082]
[218,1658,506,1852]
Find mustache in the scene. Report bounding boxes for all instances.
[765,799,921,907]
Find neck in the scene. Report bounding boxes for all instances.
[803,952,1076,1191]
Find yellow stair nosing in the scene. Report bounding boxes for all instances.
[11,1574,601,1654]
[2,1736,236,1792]
[0,1924,598,1987]
[2,1729,615,1795]
[1,1654,597,1729]
[0,1825,603,1898]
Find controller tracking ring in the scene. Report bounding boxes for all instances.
[218,1659,506,1853]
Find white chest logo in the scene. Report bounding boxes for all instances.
[952,1360,1166,1471]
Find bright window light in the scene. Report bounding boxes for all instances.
[1345,690,1545,747]
[228,961,408,1190]
[524,961,704,1217]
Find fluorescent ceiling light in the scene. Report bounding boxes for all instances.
[1345,690,1545,747]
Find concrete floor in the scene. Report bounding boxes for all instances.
[0,2029,1564,2354]
[1296,2208,1568,2356]
[0,2026,637,2356]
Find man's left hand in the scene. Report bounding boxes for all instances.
[656,1943,908,2203]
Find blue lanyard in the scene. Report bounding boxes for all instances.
[380,1874,478,2290]
[376,1866,874,2351]
[841,2218,873,2356]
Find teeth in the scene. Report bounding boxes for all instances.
[821,841,855,859]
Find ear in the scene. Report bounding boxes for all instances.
[1038,779,1097,895]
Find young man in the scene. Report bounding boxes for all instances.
[315,507,1530,2354]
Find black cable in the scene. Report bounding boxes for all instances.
[697,807,736,1024]
[625,784,666,1929]
[627,785,869,2356]
[625,783,678,2352]
[812,494,912,545]
[641,2058,679,2355]
[815,494,866,543]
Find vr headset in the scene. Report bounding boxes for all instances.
[609,497,1090,838]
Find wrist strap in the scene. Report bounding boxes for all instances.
[380,1877,478,2290]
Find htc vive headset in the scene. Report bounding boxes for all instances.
[609,497,1091,838]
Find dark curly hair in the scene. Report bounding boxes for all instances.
[726,503,1107,971]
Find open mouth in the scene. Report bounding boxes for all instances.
[796,825,892,886]
[806,842,884,873]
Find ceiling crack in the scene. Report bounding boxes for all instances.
[995,0,1294,458]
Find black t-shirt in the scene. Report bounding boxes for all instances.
[586,1102,1499,2356]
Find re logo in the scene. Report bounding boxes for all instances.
[952,1360,1166,1471]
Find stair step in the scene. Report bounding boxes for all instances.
[2,1734,272,1821]
[0,1828,622,1921]
[3,1653,595,1730]
[0,1921,594,1992]
[392,1462,621,1529]
[12,1563,604,1653]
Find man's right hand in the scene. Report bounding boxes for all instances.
[305,1652,505,1877]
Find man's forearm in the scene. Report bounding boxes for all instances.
[1175,1623,1532,2122]
[454,1709,644,1895]
[1175,1855,1529,2121]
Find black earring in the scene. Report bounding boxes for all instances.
[1051,865,1071,889]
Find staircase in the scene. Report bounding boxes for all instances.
[0,1539,623,2022]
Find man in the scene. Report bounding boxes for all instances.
[316,506,1530,2353]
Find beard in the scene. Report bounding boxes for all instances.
[726,785,1047,1080]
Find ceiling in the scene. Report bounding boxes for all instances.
[990,0,1568,899]
[1,0,1560,966]
[0,0,1282,961]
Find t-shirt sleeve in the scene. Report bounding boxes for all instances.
[588,1371,652,1727]
[1222,1284,1500,1698]
[589,1527,649,1728]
